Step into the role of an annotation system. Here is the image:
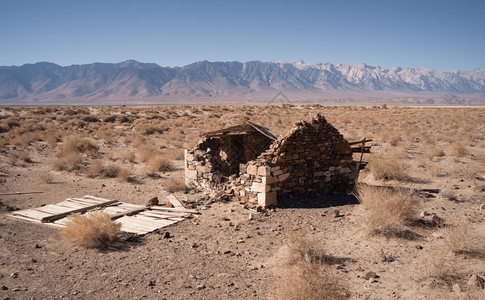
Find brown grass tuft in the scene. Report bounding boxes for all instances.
[60,211,120,249]
[442,219,483,256]
[448,142,467,157]
[355,184,421,236]
[40,172,55,184]
[271,233,350,300]
[85,160,121,178]
[53,152,84,171]
[165,176,185,193]
[8,151,31,165]
[56,136,99,158]
[146,155,173,175]
[369,157,409,181]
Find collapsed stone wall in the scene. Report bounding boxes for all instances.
[185,138,229,192]
[232,114,357,207]
[185,114,359,207]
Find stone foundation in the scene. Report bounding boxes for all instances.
[185,114,360,207]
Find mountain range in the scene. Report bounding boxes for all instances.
[1,60,484,105]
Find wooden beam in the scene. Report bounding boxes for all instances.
[149,206,200,214]
[110,207,148,220]
[0,191,43,196]
[40,199,119,223]
[348,139,373,146]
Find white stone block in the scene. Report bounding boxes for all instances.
[247,164,258,175]
[257,166,270,176]
[258,191,277,207]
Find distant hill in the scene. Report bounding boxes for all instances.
[1,60,484,105]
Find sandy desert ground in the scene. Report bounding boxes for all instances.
[0,104,484,300]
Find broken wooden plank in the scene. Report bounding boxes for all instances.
[110,207,148,220]
[40,199,118,223]
[149,206,200,214]
[348,139,373,146]
[142,211,189,218]
[351,146,371,153]
[167,194,184,208]
[0,191,43,196]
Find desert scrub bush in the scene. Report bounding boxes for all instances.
[355,184,421,236]
[8,151,32,165]
[122,151,136,163]
[55,136,99,158]
[164,148,184,160]
[11,131,43,147]
[60,211,120,249]
[53,152,84,171]
[40,171,55,184]
[427,164,447,177]
[146,155,173,176]
[136,145,160,163]
[369,157,409,181]
[271,233,350,300]
[115,167,133,182]
[476,155,485,171]
[442,219,483,256]
[42,130,59,148]
[422,250,457,280]
[85,160,121,178]
[165,176,185,193]
[448,142,467,157]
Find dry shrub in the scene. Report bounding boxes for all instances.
[442,219,482,256]
[355,184,421,236]
[165,148,184,160]
[379,130,403,146]
[12,131,42,147]
[40,172,55,184]
[422,249,457,279]
[136,145,159,163]
[0,139,10,148]
[85,160,121,178]
[427,164,447,177]
[56,136,99,158]
[146,155,173,175]
[8,151,31,165]
[165,176,185,193]
[116,167,133,182]
[476,155,485,171]
[60,211,120,249]
[105,151,115,161]
[53,152,84,171]
[123,151,136,163]
[369,157,409,181]
[271,233,350,300]
[137,124,165,135]
[43,130,58,148]
[448,142,467,157]
[441,190,458,201]
[272,261,349,300]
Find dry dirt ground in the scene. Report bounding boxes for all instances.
[0,105,484,299]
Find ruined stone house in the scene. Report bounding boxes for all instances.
[185,114,368,208]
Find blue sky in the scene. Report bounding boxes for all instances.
[1,0,484,71]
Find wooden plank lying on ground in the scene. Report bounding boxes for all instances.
[9,195,192,235]
[167,194,184,208]
[348,139,373,146]
[40,199,118,223]
[149,206,200,214]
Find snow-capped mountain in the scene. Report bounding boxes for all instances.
[0,60,484,104]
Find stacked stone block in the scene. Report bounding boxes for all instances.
[185,114,359,207]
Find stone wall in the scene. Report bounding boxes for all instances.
[185,138,229,192]
[185,114,359,207]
